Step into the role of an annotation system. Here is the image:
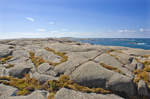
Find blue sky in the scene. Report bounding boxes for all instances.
[0,0,150,39]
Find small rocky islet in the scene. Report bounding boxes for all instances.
[0,38,150,99]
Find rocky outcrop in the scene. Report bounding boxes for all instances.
[138,80,149,96]
[0,84,17,98]
[0,38,150,99]
[37,63,57,76]
[55,88,124,99]
[0,45,13,58]
[8,65,31,78]
[31,72,58,84]
[70,61,136,96]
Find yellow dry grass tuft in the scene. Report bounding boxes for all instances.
[29,48,68,68]
[45,47,68,66]
[0,74,41,96]
[133,60,150,89]
[0,56,13,64]
[5,64,15,68]
[29,51,45,67]
[0,74,111,98]
[99,62,124,75]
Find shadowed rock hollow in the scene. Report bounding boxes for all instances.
[0,38,150,99]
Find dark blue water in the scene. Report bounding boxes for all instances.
[73,38,150,50]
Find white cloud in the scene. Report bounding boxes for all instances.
[139,28,150,32]
[36,28,46,32]
[25,17,35,22]
[49,21,55,25]
[118,29,136,33]
[0,32,51,39]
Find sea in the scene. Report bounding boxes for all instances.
[72,38,150,50]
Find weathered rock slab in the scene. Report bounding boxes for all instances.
[55,88,124,99]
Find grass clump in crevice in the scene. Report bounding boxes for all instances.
[0,56,13,64]
[29,48,68,68]
[0,75,111,98]
[99,62,125,75]
[5,64,15,68]
[0,74,42,96]
[106,49,126,55]
[133,60,150,89]
[45,75,111,99]
[29,51,45,68]
[44,47,68,66]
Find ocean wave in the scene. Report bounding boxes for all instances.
[137,43,146,45]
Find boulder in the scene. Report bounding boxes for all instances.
[125,59,138,71]
[0,84,17,98]
[110,52,131,64]
[70,61,113,88]
[136,63,144,70]
[106,73,136,96]
[8,65,31,78]
[94,53,133,77]
[0,49,13,58]
[0,67,9,76]
[54,51,99,75]
[35,49,61,63]
[94,53,123,68]
[38,63,57,76]
[70,61,136,96]
[31,72,57,84]
[7,50,32,66]
[55,88,124,99]
[138,80,149,96]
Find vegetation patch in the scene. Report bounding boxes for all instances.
[9,46,15,49]
[29,51,45,68]
[0,75,111,99]
[0,56,13,64]
[141,55,150,58]
[44,47,68,66]
[106,49,125,54]
[133,60,150,89]
[45,75,111,99]
[0,74,41,95]
[99,62,125,75]
[106,50,122,62]
[29,47,68,68]
[5,64,15,68]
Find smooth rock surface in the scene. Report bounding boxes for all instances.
[8,65,31,78]
[0,84,17,99]
[55,88,124,99]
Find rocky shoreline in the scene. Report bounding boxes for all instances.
[0,38,150,99]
